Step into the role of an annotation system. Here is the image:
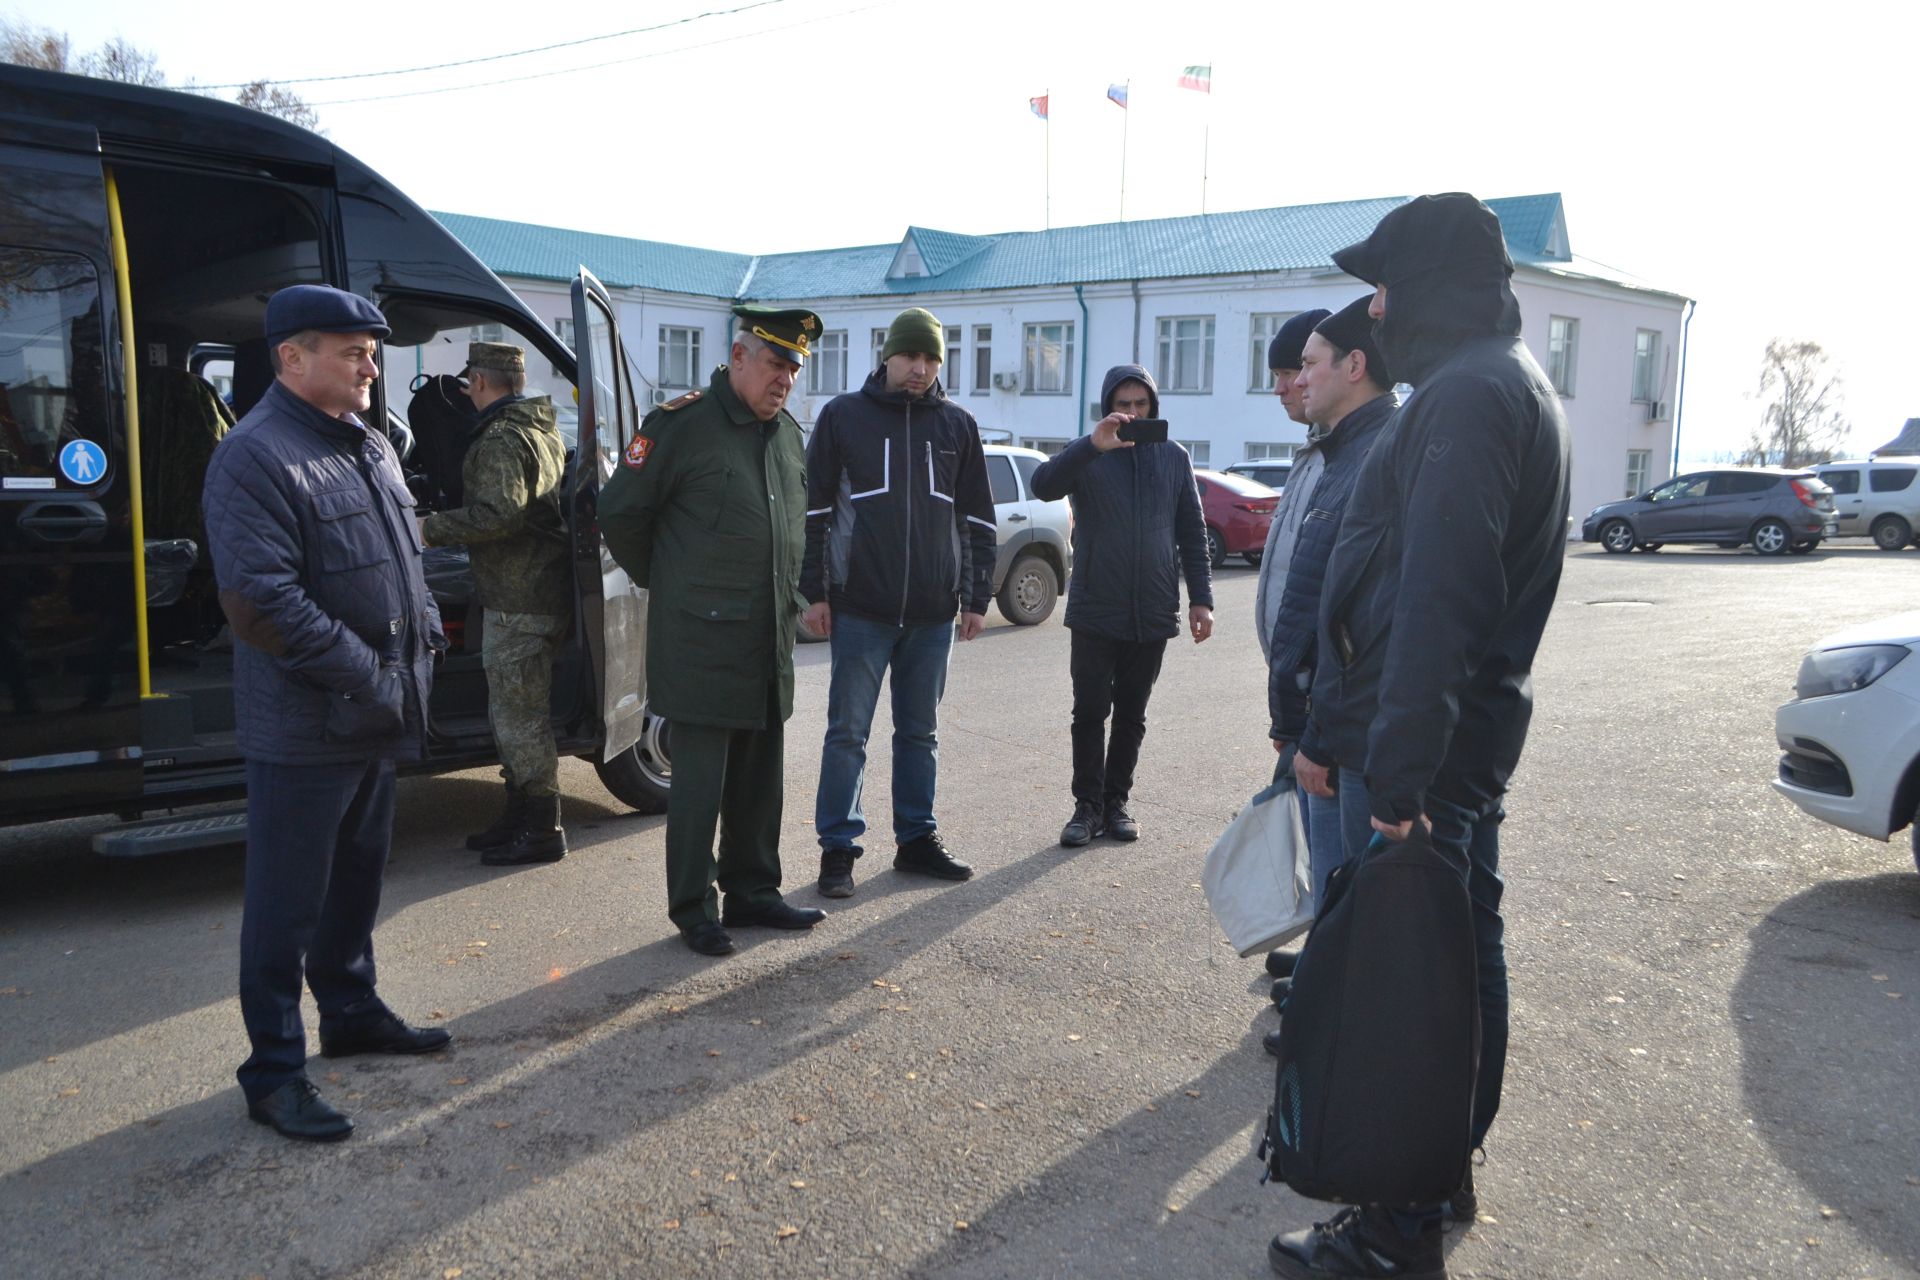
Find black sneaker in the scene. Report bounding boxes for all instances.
[1442,1162,1477,1229]
[819,847,858,898]
[1262,1028,1284,1058]
[1060,802,1104,847]
[1271,977,1292,1007]
[1102,802,1139,841]
[1268,1206,1446,1279]
[894,832,973,881]
[1266,948,1299,978]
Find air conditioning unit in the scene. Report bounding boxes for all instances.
[992,371,1019,391]
[651,387,673,406]
[1646,400,1667,422]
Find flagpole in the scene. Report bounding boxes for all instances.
[1200,62,1211,215]
[1045,87,1052,230]
[1119,79,1129,221]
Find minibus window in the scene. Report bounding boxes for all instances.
[0,248,108,489]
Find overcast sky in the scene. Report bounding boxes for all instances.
[40,0,1919,461]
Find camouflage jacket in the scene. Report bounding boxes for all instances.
[421,395,569,615]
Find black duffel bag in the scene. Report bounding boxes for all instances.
[1263,824,1479,1206]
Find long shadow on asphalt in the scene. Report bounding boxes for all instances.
[0,837,1098,1277]
[0,772,653,1074]
[1733,870,1920,1267]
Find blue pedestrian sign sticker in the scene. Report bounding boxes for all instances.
[59,439,107,486]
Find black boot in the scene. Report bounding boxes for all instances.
[484,792,568,865]
[465,783,526,852]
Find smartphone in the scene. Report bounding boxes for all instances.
[1117,417,1169,444]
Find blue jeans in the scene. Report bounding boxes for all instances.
[1304,765,1374,909]
[815,612,953,853]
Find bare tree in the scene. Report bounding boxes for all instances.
[1741,339,1848,467]
[86,36,166,86]
[1,19,75,71]
[232,79,324,132]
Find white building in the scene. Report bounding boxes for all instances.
[428,193,1690,524]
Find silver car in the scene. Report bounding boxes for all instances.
[1581,467,1837,556]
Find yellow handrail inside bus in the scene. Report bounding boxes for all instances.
[103,165,153,700]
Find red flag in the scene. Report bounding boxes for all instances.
[1029,94,1049,120]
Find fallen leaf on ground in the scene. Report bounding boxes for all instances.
[1819,1206,1837,1219]
[429,1010,448,1019]
[790,1179,807,1189]
[791,1114,811,1125]
[1145,1103,1158,1112]
[1184,1090,1201,1099]
[953,1221,969,1231]
[1066,1035,1082,1042]
[707,1049,722,1057]
[58,1087,79,1097]
[662,1220,680,1231]
[971,1101,988,1110]
[775,1225,800,1240]
[443,1269,463,1279]
[449,1077,470,1086]
[493,1121,512,1130]
[1872,974,1890,981]
[906,1072,918,1081]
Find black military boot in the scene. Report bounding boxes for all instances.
[484,792,567,865]
[465,783,525,852]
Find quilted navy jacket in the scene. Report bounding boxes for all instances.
[203,381,442,765]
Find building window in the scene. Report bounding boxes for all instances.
[1020,436,1068,455]
[1248,312,1288,391]
[1245,442,1296,461]
[1632,329,1661,402]
[871,327,889,371]
[469,322,505,344]
[659,325,702,388]
[1625,449,1651,497]
[1155,315,1215,393]
[551,317,575,377]
[1546,316,1578,396]
[1180,439,1211,467]
[973,324,992,394]
[944,325,961,392]
[808,330,848,395]
[1022,321,1075,395]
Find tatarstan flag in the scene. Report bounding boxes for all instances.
[1177,64,1211,92]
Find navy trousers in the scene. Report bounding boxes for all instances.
[236,758,395,1102]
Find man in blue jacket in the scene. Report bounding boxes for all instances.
[1030,365,1213,847]
[203,286,450,1143]
[1266,195,1570,1279]
[802,308,997,898]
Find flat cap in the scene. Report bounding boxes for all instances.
[733,303,823,367]
[467,341,525,374]
[1268,309,1331,372]
[264,284,390,346]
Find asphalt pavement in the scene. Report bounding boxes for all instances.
[2,541,1916,1279]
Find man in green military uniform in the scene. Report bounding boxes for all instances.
[598,305,826,956]
[420,342,572,865]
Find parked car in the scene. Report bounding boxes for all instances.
[796,444,1072,640]
[1812,457,1920,550]
[1581,467,1837,556]
[1193,468,1280,567]
[1772,611,1920,873]
[1226,460,1293,493]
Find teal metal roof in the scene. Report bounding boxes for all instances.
[433,193,1581,303]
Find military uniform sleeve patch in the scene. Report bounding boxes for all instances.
[624,434,654,469]
[663,389,703,411]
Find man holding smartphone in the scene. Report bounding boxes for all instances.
[1030,365,1213,847]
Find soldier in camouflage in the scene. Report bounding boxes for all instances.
[420,342,572,865]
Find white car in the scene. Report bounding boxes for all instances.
[1772,610,1920,872]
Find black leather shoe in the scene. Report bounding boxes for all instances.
[318,1011,452,1058]
[1266,948,1299,978]
[894,832,974,881]
[1268,1206,1446,1279]
[1060,802,1104,847]
[818,848,858,898]
[1271,977,1292,1007]
[681,921,736,956]
[722,897,827,930]
[1103,803,1139,841]
[247,1078,353,1142]
[1263,1028,1284,1058]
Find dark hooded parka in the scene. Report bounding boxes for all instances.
[1303,194,1572,824]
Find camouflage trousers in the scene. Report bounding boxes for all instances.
[482,609,568,797]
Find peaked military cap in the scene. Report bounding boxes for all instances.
[466,341,525,374]
[732,303,822,366]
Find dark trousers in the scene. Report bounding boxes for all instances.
[1069,629,1168,808]
[665,686,785,930]
[237,758,395,1102]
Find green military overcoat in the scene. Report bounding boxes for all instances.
[597,367,806,730]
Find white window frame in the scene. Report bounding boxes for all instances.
[1248,312,1288,391]
[1155,315,1215,394]
[944,325,961,392]
[808,329,848,395]
[1180,439,1211,466]
[1244,442,1297,461]
[1022,321,1075,395]
[551,317,575,378]
[1019,437,1068,455]
[658,325,702,389]
[1546,316,1578,397]
[972,324,992,395]
[871,327,889,372]
[469,322,505,345]
[1632,329,1661,402]
[1625,449,1652,497]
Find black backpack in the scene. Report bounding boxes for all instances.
[1262,826,1479,1207]
[406,374,478,508]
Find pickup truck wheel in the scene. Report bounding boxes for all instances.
[592,705,670,813]
[1872,515,1912,551]
[1206,527,1227,568]
[995,552,1058,625]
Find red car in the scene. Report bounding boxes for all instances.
[1194,468,1280,567]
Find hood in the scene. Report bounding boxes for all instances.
[1332,193,1522,386]
[858,365,946,408]
[1810,610,1920,652]
[1100,363,1160,417]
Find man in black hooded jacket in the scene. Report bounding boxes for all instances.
[1270,194,1570,1280]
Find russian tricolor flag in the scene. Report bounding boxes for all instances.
[1106,83,1128,109]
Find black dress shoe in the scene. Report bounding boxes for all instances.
[1263,1028,1284,1058]
[681,921,736,956]
[722,897,827,930]
[1271,977,1292,1007]
[894,832,973,881]
[318,1011,453,1058]
[1266,948,1299,978]
[247,1078,353,1142]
